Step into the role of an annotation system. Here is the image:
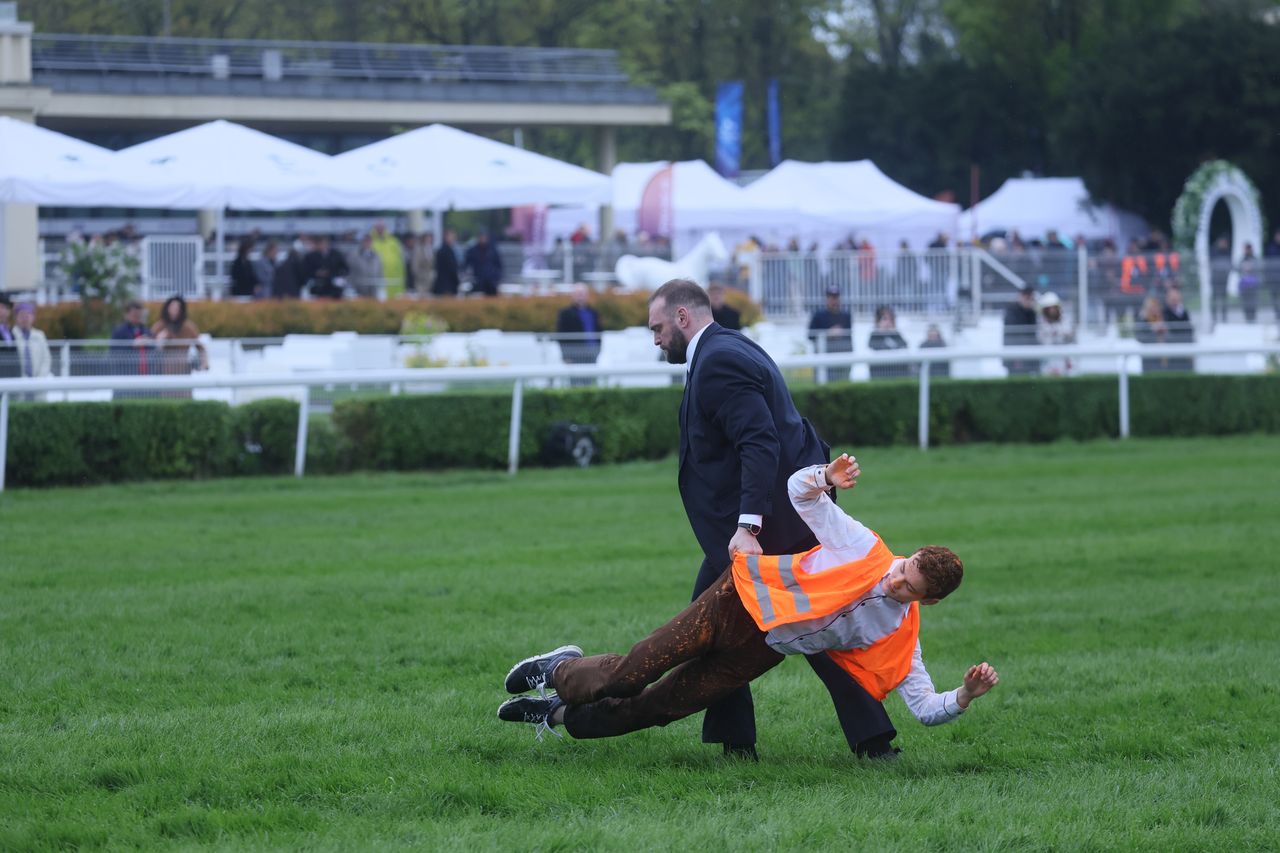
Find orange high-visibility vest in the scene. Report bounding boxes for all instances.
[731,540,920,701]
[1121,255,1148,293]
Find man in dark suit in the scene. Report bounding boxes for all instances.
[647,278,901,760]
[556,283,602,386]
[433,229,461,296]
[0,293,19,378]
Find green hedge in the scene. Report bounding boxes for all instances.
[5,374,1277,487]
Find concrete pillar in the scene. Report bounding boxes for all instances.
[0,10,33,86]
[406,209,427,235]
[597,126,616,244]
[0,10,38,294]
[197,209,219,241]
[0,202,39,293]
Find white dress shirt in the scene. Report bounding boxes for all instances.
[771,464,965,726]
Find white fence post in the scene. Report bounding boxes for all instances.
[294,386,310,477]
[1117,356,1130,439]
[918,360,931,450]
[508,379,524,476]
[1077,244,1089,328]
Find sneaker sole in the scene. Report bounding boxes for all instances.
[503,644,583,694]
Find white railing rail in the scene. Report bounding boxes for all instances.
[1,341,1277,491]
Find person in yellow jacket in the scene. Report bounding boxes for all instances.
[369,220,406,297]
[498,453,999,755]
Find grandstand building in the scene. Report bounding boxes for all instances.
[0,3,670,290]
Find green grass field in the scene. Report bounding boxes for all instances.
[2,436,1279,850]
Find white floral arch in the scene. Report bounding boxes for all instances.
[1172,161,1265,328]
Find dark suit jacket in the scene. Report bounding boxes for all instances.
[679,323,830,566]
[433,244,460,295]
[555,304,602,363]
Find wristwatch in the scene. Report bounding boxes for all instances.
[737,522,762,536]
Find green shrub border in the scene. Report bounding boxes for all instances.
[4,374,1277,487]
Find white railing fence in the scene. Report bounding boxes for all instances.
[1,341,1276,492]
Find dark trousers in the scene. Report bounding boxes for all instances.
[559,571,783,739]
[691,556,895,753]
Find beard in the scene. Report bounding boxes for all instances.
[662,326,690,364]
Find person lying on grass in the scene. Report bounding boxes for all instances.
[498,453,999,757]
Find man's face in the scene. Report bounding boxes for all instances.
[884,554,939,605]
[1019,292,1036,308]
[16,309,34,331]
[126,306,143,325]
[572,284,590,307]
[1167,288,1182,307]
[826,294,840,310]
[648,297,691,364]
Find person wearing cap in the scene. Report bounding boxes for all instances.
[14,302,52,390]
[1036,292,1074,376]
[808,285,853,382]
[1003,286,1041,376]
[0,294,18,379]
[497,452,1000,755]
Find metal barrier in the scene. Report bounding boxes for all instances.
[2,341,1276,492]
[140,236,205,300]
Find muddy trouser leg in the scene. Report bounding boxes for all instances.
[558,572,783,740]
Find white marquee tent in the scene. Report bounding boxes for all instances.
[113,120,375,210]
[739,160,961,251]
[958,177,1148,245]
[546,159,831,254]
[329,124,610,211]
[0,116,191,207]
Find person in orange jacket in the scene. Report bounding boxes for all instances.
[498,453,999,755]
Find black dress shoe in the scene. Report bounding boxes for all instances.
[723,743,759,761]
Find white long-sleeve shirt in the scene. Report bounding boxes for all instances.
[770,464,964,726]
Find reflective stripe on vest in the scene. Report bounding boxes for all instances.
[731,537,895,632]
[826,602,920,701]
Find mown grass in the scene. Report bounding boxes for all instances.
[1,436,1278,850]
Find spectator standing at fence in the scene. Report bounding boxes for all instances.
[920,324,949,378]
[370,221,405,298]
[1264,229,1280,321]
[433,229,460,296]
[1135,294,1169,373]
[346,233,384,298]
[1036,292,1074,377]
[465,231,504,297]
[13,302,51,383]
[151,296,207,395]
[304,235,349,300]
[1236,243,1260,323]
[867,305,911,380]
[110,299,153,379]
[808,285,852,383]
[252,242,278,299]
[1209,237,1231,324]
[555,283,602,386]
[895,240,920,292]
[1003,286,1040,376]
[406,233,435,295]
[229,238,260,299]
[708,281,741,330]
[272,241,306,299]
[0,294,17,379]
[1162,285,1194,371]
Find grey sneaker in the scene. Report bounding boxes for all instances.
[503,644,583,695]
[497,694,565,741]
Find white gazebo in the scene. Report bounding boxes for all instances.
[958,177,1148,245]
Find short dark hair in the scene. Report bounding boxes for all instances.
[915,545,963,599]
[650,278,710,311]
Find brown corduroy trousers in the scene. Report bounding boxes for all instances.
[556,570,785,740]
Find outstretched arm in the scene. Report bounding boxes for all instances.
[955,662,1000,709]
[787,453,875,552]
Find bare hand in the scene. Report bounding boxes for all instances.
[727,527,763,561]
[824,453,860,489]
[957,662,999,708]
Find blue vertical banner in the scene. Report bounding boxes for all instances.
[714,81,743,178]
[766,78,782,167]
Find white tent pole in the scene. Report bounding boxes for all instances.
[214,207,226,299]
